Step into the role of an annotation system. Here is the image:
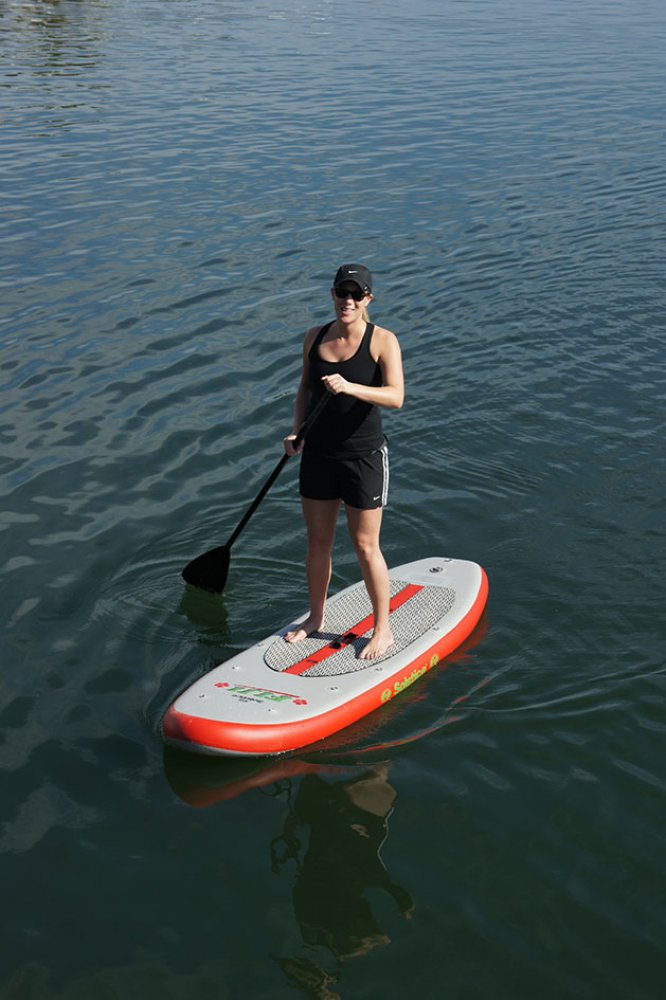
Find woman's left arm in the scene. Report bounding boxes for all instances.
[321,327,404,409]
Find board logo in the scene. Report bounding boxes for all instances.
[379,652,440,704]
[215,682,307,706]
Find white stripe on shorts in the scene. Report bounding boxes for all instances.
[380,442,389,506]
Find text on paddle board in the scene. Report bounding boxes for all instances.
[380,653,440,704]
[215,682,307,705]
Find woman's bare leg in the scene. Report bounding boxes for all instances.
[285,497,340,642]
[345,505,394,659]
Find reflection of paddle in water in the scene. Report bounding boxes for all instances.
[271,765,413,998]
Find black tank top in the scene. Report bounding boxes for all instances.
[304,321,384,458]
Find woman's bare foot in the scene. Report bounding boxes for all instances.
[284,614,324,644]
[359,627,394,660]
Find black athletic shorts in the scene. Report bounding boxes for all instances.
[299,441,389,510]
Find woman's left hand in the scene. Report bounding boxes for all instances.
[321,374,351,396]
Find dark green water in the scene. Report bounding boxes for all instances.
[2,1,665,997]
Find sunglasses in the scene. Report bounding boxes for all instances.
[334,284,367,302]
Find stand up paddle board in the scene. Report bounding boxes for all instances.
[163,557,488,757]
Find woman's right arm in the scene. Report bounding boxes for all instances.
[283,328,317,455]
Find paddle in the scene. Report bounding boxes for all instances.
[181,392,330,593]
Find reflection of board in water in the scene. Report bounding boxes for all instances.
[163,647,492,809]
[163,557,488,757]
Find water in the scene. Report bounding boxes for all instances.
[1,0,665,996]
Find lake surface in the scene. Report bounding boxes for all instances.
[1,1,665,997]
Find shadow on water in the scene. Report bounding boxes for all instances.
[177,586,231,643]
[164,746,413,1000]
[269,764,414,999]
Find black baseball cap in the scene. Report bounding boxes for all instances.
[333,263,372,294]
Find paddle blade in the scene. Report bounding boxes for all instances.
[181,545,231,593]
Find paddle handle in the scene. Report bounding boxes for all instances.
[292,389,330,446]
[225,392,330,550]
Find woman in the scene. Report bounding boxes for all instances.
[283,264,404,660]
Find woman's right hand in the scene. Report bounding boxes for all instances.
[283,434,304,457]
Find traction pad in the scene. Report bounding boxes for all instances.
[264,580,456,677]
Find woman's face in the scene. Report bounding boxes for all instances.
[331,283,373,325]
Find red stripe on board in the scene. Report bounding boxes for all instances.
[284,583,423,676]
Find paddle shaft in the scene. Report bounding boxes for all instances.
[225,390,330,550]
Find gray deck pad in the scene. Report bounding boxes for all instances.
[264,580,456,677]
